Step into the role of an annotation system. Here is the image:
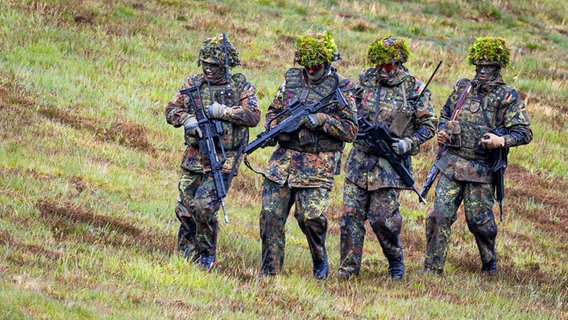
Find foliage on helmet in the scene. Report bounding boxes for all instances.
[468,37,511,68]
[367,35,410,66]
[294,30,340,67]
[197,33,240,68]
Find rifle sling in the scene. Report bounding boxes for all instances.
[450,80,472,121]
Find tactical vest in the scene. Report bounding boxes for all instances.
[278,68,345,153]
[188,73,249,151]
[354,68,419,153]
[449,78,510,160]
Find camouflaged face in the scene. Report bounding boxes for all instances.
[367,36,410,66]
[294,30,340,67]
[197,33,240,68]
[468,37,511,68]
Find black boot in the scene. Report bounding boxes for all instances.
[313,252,329,279]
[481,258,497,274]
[388,257,405,279]
[199,255,216,270]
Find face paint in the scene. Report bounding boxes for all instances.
[378,63,400,79]
[305,64,327,83]
[202,62,226,84]
[475,65,501,82]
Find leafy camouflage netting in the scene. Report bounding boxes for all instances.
[367,35,410,66]
[468,37,511,68]
[294,30,340,67]
[197,33,240,68]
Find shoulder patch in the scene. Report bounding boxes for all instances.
[337,73,355,91]
[501,88,519,107]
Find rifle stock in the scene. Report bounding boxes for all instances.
[244,87,346,155]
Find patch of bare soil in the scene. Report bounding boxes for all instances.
[506,164,568,237]
[37,106,155,153]
[36,199,174,256]
[0,230,64,266]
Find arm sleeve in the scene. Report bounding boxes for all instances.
[223,80,261,127]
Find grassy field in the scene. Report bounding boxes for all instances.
[1,0,567,318]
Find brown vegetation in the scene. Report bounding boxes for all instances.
[36,199,175,256]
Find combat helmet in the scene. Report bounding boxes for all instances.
[294,30,341,67]
[468,37,511,68]
[367,35,410,66]
[197,33,240,68]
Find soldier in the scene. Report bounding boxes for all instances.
[423,37,532,275]
[259,30,358,279]
[338,35,436,280]
[165,34,260,269]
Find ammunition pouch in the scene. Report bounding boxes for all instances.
[389,110,413,138]
[446,120,461,148]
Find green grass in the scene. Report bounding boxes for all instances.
[1,0,567,319]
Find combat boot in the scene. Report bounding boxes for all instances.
[199,255,216,270]
[481,258,497,274]
[337,269,354,280]
[388,257,405,279]
[313,251,329,279]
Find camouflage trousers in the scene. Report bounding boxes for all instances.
[259,178,330,276]
[339,180,403,276]
[176,170,228,259]
[424,174,497,273]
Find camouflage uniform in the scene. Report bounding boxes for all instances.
[339,66,436,279]
[424,38,532,274]
[259,66,358,278]
[166,35,260,266]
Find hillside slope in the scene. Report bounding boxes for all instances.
[1,0,566,318]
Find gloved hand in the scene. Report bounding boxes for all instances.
[263,138,277,147]
[299,113,328,129]
[207,102,228,119]
[437,129,450,145]
[480,132,505,149]
[391,137,413,156]
[183,115,202,139]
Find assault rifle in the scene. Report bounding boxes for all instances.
[357,117,427,203]
[418,147,443,199]
[179,85,229,223]
[244,87,348,155]
[487,127,509,222]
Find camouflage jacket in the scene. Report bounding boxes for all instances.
[165,73,260,173]
[436,77,532,183]
[265,67,358,190]
[345,68,436,190]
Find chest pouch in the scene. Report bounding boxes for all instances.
[389,109,413,138]
[214,87,235,107]
[446,120,461,148]
[388,83,413,138]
